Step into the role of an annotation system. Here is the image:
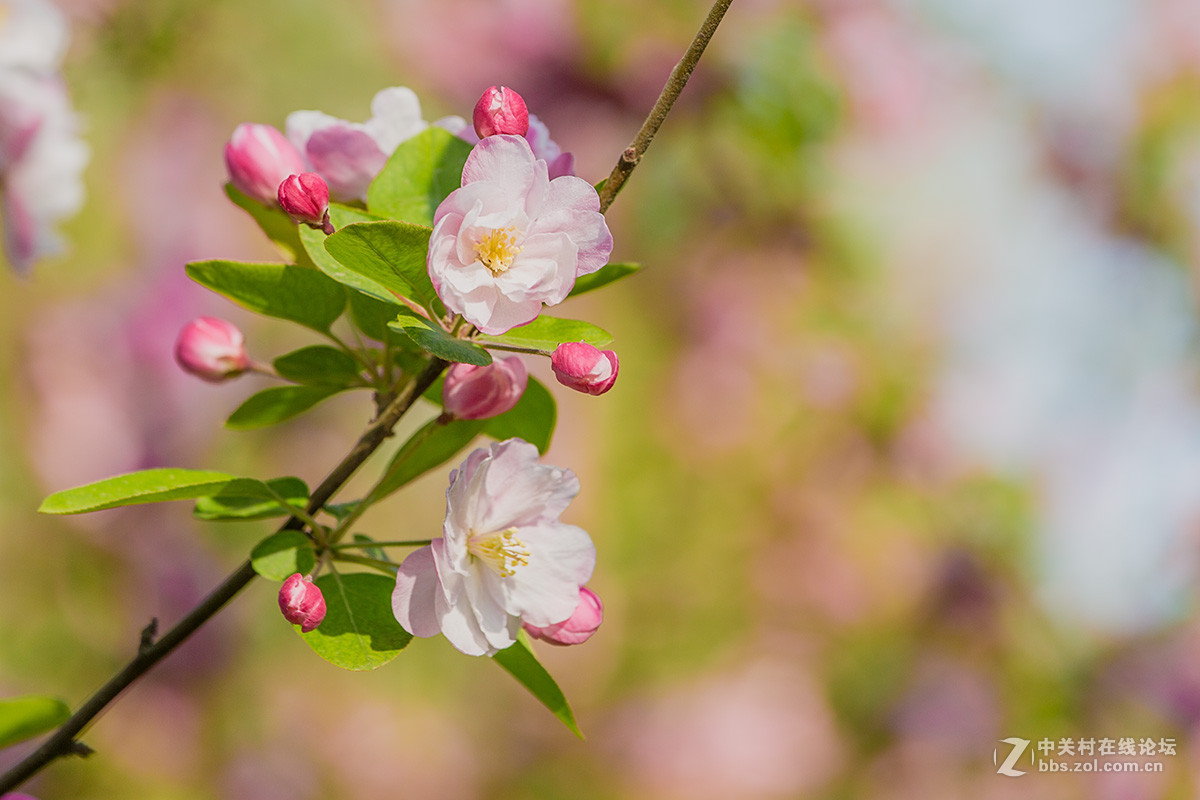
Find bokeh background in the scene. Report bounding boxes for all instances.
[4,0,1200,797]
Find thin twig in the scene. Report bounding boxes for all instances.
[596,0,733,214]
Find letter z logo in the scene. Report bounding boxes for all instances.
[994,737,1031,776]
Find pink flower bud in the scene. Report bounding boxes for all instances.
[442,356,528,420]
[174,317,251,382]
[224,123,307,206]
[473,86,530,138]
[523,586,603,646]
[278,573,327,633]
[277,172,332,233]
[550,342,619,396]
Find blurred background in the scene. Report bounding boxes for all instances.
[3,0,1200,797]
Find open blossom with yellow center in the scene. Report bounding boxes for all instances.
[392,438,596,656]
[427,134,613,335]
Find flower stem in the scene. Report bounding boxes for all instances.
[596,0,734,214]
[328,538,433,550]
[0,356,448,793]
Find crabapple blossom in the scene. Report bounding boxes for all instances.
[277,172,332,233]
[223,123,306,206]
[442,356,528,420]
[473,85,529,138]
[286,86,465,203]
[174,316,251,382]
[392,438,595,656]
[523,585,603,645]
[550,342,619,395]
[427,134,612,334]
[278,573,327,633]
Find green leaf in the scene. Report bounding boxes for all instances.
[388,309,491,366]
[0,695,71,749]
[299,224,396,307]
[224,183,304,263]
[273,345,364,387]
[491,632,583,738]
[300,572,413,671]
[347,291,417,350]
[186,260,346,333]
[324,221,440,313]
[371,417,486,500]
[328,202,384,228]
[250,530,316,580]
[226,385,345,429]
[480,315,614,351]
[568,262,642,298]
[483,377,556,453]
[39,468,247,514]
[194,476,310,521]
[367,126,473,226]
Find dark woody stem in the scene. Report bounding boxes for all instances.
[596,0,734,214]
[0,1,737,790]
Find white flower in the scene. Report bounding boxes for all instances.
[392,438,596,656]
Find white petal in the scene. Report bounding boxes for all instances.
[392,545,442,638]
[502,522,596,626]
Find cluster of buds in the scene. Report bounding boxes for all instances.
[224,123,333,233]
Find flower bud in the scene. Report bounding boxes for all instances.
[278,573,327,633]
[277,172,332,233]
[443,356,528,420]
[174,317,250,382]
[523,586,603,646]
[473,86,530,138]
[224,122,307,206]
[550,342,619,395]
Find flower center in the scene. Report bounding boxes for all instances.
[475,227,522,276]
[467,526,530,577]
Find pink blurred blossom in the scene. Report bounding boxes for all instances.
[286,87,465,203]
[223,122,305,206]
[442,356,527,420]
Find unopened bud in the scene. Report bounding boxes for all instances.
[550,342,619,396]
[278,172,332,233]
[278,573,327,633]
[224,123,307,206]
[174,317,250,382]
[442,357,528,420]
[523,586,603,646]
[473,86,530,138]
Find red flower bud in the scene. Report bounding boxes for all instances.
[550,342,619,395]
[473,86,530,138]
[442,357,528,420]
[278,573,326,633]
[523,586,603,646]
[174,317,250,382]
[277,172,332,233]
[224,123,306,206]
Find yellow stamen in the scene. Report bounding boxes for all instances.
[475,227,522,276]
[468,526,529,577]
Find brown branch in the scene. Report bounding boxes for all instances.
[596,0,734,214]
[0,357,447,794]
